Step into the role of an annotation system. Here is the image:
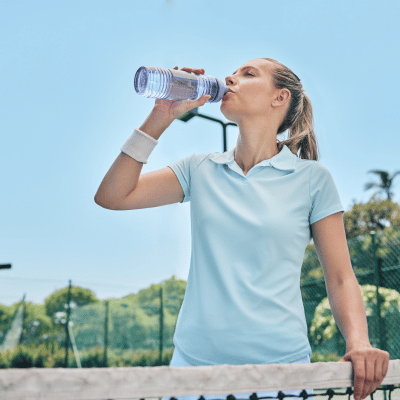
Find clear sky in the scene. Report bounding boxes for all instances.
[1,0,399,306]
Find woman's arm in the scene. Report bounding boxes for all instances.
[310,211,389,400]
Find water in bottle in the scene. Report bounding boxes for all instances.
[134,66,230,103]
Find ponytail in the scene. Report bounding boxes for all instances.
[260,58,319,160]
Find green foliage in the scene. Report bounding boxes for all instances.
[31,344,53,368]
[301,243,324,283]
[9,345,35,368]
[343,199,400,239]
[0,349,11,368]
[99,347,173,367]
[0,343,58,369]
[376,227,400,266]
[0,303,20,346]
[79,346,106,368]
[0,343,174,369]
[64,346,174,368]
[302,199,400,284]
[69,298,150,351]
[301,224,400,285]
[67,276,186,352]
[44,286,99,327]
[19,302,54,347]
[0,343,337,368]
[310,351,341,362]
[134,275,186,317]
[51,346,68,368]
[0,303,17,327]
[364,169,400,203]
[1,220,398,366]
[310,285,400,350]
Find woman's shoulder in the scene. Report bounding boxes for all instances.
[170,151,215,174]
[296,157,329,173]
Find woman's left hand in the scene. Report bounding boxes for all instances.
[337,343,390,400]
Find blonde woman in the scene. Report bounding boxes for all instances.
[95,59,389,400]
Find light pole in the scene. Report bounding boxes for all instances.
[177,107,237,153]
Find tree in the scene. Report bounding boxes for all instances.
[44,286,99,328]
[0,304,18,346]
[343,198,400,239]
[310,285,400,357]
[364,169,400,202]
[134,276,186,317]
[19,302,53,346]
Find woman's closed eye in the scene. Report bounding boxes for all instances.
[245,73,254,76]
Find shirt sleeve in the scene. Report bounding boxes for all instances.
[309,162,345,225]
[168,153,212,203]
[168,154,192,203]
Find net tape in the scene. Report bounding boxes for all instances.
[0,359,399,400]
[164,385,400,400]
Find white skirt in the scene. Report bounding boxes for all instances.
[162,347,314,400]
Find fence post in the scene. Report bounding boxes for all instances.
[378,258,388,353]
[64,280,72,368]
[104,300,109,367]
[159,284,164,365]
[371,231,384,351]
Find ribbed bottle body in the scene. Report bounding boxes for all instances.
[134,66,229,103]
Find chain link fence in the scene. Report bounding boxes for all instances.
[301,227,400,359]
[63,228,400,365]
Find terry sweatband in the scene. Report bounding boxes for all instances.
[120,128,158,164]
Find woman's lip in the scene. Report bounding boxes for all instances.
[222,92,234,100]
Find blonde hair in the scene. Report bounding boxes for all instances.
[259,58,319,160]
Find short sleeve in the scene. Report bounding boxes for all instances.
[309,162,345,225]
[168,153,211,203]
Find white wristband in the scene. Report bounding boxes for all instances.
[120,128,159,164]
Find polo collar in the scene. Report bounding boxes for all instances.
[209,144,297,173]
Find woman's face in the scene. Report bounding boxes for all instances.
[220,59,280,123]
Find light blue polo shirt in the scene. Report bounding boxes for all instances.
[168,144,345,366]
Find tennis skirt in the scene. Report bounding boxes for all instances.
[162,347,314,400]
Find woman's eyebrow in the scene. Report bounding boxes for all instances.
[232,66,260,75]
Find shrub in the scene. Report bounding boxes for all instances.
[10,345,34,368]
[0,349,11,368]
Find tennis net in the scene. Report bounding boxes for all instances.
[0,359,399,400]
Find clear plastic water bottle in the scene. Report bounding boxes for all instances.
[134,66,230,103]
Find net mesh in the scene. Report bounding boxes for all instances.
[160,387,400,400]
[0,303,24,351]
[164,386,400,400]
[0,359,399,400]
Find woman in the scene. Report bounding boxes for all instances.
[95,59,390,400]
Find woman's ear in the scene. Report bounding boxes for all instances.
[273,88,291,108]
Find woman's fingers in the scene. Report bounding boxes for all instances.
[200,95,211,104]
[173,66,205,75]
[181,67,205,75]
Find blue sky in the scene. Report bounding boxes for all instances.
[1,0,399,306]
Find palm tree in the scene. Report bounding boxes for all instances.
[364,170,400,201]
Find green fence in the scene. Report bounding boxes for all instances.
[301,228,400,359]
[65,228,400,366]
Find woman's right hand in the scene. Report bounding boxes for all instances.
[152,66,211,121]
